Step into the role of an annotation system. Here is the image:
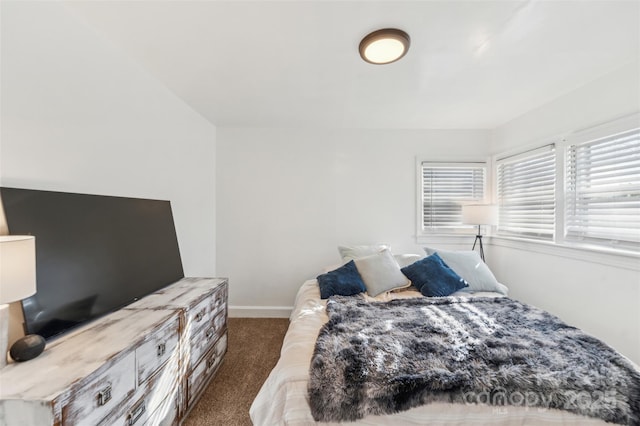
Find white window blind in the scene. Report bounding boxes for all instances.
[497,145,556,240]
[422,162,486,231]
[565,128,640,249]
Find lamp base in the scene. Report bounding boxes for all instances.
[9,334,45,362]
[471,229,486,262]
[0,303,9,368]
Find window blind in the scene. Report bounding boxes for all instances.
[565,128,640,248]
[422,163,486,230]
[497,145,556,240]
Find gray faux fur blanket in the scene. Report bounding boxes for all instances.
[308,295,640,424]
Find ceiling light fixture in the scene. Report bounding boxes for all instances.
[359,28,410,65]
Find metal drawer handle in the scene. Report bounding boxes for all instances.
[127,399,146,425]
[195,309,205,322]
[207,357,216,369]
[97,385,112,406]
[206,329,215,340]
[157,342,166,357]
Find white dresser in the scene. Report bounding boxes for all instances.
[0,277,228,426]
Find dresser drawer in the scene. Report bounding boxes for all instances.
[143,398,179,426]
[186,295,214,334]
[187,332,227,407]
[98,365,180,426]
[62,351,136,426]
[210,284,227,316]
[136,314,181,385]
[188,310,226,370]
[186,284,227,330]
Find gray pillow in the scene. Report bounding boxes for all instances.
[423,247,508,295]
[354,249,410,297]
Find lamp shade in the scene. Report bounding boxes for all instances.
[0,235,36,304]
[461,205,498,226]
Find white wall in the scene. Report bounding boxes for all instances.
[217,127,489,314]
[1,3,217,341]
[489,63,640,365]
[1,1,217,276]
[492,62,640,152]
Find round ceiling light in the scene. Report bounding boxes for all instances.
[359,28,410,65]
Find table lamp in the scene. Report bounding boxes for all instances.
[0,235,36,368]
[461,204,497,262]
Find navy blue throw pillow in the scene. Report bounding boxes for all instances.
[317,261,367,299]
[401,253,468,297]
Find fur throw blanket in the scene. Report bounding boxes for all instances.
[308,296,640,424]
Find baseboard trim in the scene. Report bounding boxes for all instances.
[228,305,292,318]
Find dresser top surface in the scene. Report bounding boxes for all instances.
[126,277,227,310]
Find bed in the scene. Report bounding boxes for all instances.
[250,248,640,426]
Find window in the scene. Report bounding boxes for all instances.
[493,114,640,256]
[497,145,556,240]
[565,128,640,250]
[421,162,486,232]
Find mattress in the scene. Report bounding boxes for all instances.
[250,280,612,425]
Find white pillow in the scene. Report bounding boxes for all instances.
[354,249,410,297]
[423,247,507,295]
[393,254,423,268]
[338,244,389,262]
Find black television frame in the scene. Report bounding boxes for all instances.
[0,187,185,340]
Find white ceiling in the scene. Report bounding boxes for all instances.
[65,0,639,129]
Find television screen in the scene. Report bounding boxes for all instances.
[0,187,184,340]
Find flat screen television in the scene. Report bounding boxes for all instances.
[0,187,184,340]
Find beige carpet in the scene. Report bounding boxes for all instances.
[183,317,290,426]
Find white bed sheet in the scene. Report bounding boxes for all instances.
[249,280,608,426]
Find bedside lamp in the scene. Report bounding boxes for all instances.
[461,205,497,262]
[0,235,36,368]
